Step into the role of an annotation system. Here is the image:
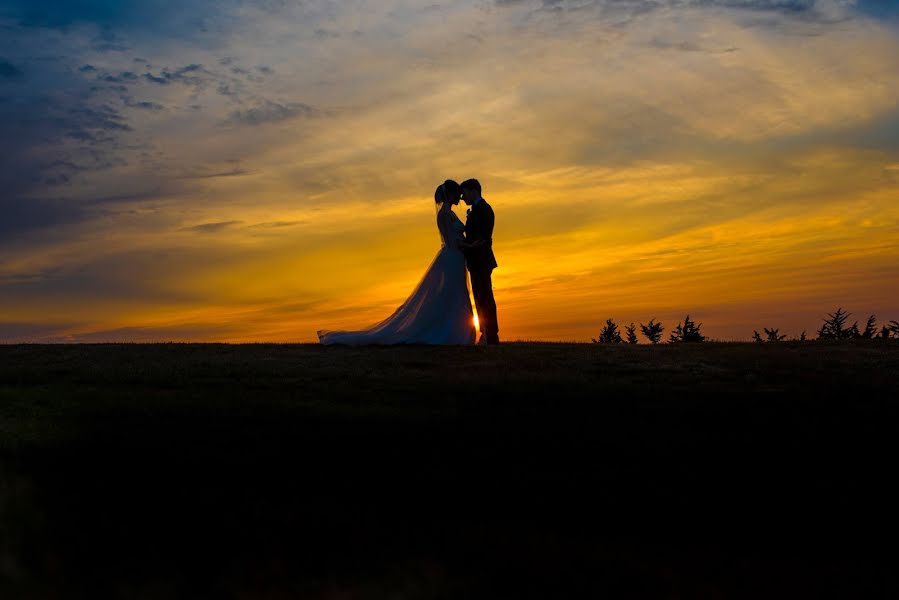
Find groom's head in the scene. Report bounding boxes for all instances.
[461,179,481,205]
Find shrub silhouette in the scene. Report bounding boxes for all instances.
[817,308,854,340]
[753,328,787,343]
[767,328,787,342]
[640,319,664,345]
[594,310,892,343]
[592,319,622,344]
[669,315,705,343]
[625,323,639,345]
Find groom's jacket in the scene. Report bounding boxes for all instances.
[465,199,498,271]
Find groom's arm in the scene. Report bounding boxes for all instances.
[460,210,489,249]
[459,226,487,249]
[459,238,487,250]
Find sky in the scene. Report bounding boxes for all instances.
[1,0,898,343]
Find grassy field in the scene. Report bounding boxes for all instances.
[2,341,899,598]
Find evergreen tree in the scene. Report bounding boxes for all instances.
[861,315,878,339]
[799,330,807,342]
[669,315,705,343]
[640,319,664,345]
[817,308,852,340]
[625,323,639,345]
[592,318,622,344]
[752,330,764,343]
[764,328,786,343]
[890,321,899,338]
[881,325,892,339]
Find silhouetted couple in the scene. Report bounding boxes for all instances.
[318,178,499,346]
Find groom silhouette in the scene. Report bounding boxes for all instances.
[460,179,500,345]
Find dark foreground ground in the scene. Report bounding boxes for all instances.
[2,341,899,598]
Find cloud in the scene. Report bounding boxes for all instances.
[97,70,139,83]
[0,59,24,79]
[648,38,739,53]
[0,322,75,343]
[141,63,212,87]
[181,220,243,233]
[494,0,859,22]
[0,90,132,235]
[227,100,318,125]
[123,98,165,110]
[92,26,130,52]
[0,322,235,343]
[250,220,305,229]
[0,32,280,235]
[0,197,89,238]
[177,167,252,179]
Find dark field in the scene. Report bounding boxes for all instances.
[2,342,899,598]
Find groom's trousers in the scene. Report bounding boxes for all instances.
[470,267,499,343]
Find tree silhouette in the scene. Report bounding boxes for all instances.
[889,321,899,338]
[625,323,639,345]
[881,325,893,339]
[640,319,664,345]
[799,330,807,342]
[861,315,878,339]
[766,328,786,342]
[753,328,786,343]
[817,308,853,340]
[593,318,622,344]
[669,315,705,343]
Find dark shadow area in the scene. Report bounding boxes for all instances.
[2,342,898,597]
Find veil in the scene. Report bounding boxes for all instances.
[435,183,448,247]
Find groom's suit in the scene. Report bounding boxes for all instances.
[465,198,499,343]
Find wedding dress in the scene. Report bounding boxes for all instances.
[318,209,476,345]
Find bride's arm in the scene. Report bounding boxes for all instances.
[458,239,487,250]
[459,216,488,249]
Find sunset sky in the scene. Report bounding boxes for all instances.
[2,0,898,342]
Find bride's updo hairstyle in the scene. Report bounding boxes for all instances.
[435,179,461,204]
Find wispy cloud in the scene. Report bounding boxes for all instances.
[0,58,24,79]
[227,100,318,125]
[181,220,243,233]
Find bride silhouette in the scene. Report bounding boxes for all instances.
[317,180,477,345]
